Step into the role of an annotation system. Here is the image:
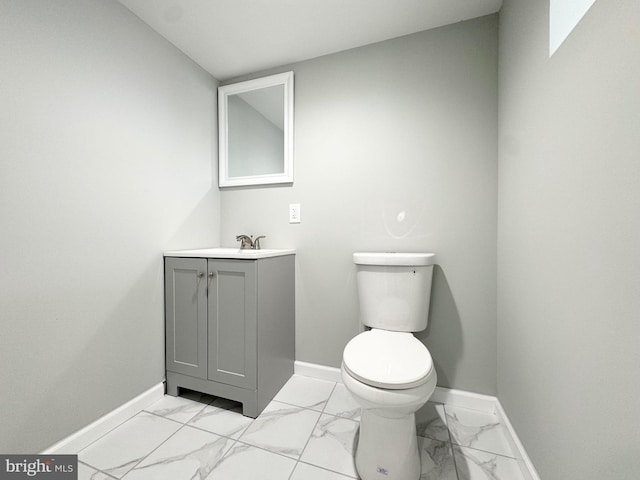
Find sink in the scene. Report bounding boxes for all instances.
[164,247,295,259]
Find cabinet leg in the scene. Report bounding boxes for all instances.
[242,399,259,418]
[166,379,179,397]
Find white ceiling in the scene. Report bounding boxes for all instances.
[118,0,502,81]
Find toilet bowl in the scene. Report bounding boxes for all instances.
[343,252,437,480]
[342,329,436,480]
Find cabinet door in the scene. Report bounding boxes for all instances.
[207,259,257,389]
[165,257,208,379]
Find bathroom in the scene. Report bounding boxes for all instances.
[0,0,638,479]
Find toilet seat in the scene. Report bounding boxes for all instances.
[343,329,433,390]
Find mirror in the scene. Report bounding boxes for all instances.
[218,72,294,187]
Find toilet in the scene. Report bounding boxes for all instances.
[342,252,437,480]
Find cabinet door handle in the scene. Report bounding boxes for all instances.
[197,272,204,278]
[208,272,215,278]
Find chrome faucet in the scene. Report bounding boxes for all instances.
[236,235,253,249]
[236,234,266,250]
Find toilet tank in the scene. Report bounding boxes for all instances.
[353,252,435,332]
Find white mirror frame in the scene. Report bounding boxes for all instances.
[218,71,294,187]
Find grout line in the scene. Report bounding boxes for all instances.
[116,410,209,476]
[271,398,360,429]
[441,404,519,459]
[230,437,301,463]
[287,401,328,479]
[298,409,323,459]
[123,422,186,473]
[287,463,297,480]
[78,460,119,479]
[442,404,455,445]
[141,409,191,427]
[185,419,253,442]
[450,443,462,480]
[296,459,359,479]
[74,410,145,457]
[454,443,522,460]
[120,417,242,478]
[321,382,338,415]
[80,406,222,477]
[272,398,328,413]
[208,436,240,475]
[442,404,462,480]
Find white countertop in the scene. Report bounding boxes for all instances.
[164,247,295,259]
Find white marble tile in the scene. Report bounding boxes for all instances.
[79,412,181,478]
[144,395,208,424]
[121,426,233,480]
[238,400,321,458]
[453,445,526,480]
[78,462,115,480]
[418,437,457,480]
[207,442,296,480]
[416,402,450,442]
[291,462,357,480]
[273,374,336,411]
[323,383,361,421]
[188,404,254,440]
[300,414,359,478]
[445,405,515,458]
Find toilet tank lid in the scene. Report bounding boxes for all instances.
[353,252,435,266]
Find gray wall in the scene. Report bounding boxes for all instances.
[221,15,499,395]
[0,0,219,452]
[497,1,640,479]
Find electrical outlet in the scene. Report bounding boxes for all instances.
[289,203,301,223]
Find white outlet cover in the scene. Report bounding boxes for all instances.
[289,203,301,223]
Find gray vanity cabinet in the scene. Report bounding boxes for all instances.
[164,253,294,418]
[207,259,257,390]
[165,257,208,380]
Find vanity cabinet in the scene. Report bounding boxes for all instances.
[164,251,295,417]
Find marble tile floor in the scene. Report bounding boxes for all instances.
[76,375,527,480]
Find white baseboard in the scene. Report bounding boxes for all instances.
[294,361,496,414]
[42,382,165,454]
[430,386,497,413]
[294,360,343,383]
[295,360,540,480]
[495,399,541,480]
